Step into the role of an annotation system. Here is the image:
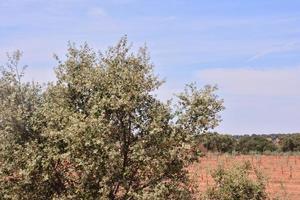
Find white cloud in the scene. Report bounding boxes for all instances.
[197,67,300,134]
[197,67,300,96]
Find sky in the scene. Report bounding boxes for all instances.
[0,0,300,134]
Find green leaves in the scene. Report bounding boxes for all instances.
[176,83,224,135]
[0,37,224,199]
[202,162,268,200]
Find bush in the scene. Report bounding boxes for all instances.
[201,161,268,200]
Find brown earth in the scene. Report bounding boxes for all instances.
[189,153,300,200]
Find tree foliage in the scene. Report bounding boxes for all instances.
[236,135,277,154]
[0,37,224,199]
[202,162,268,200]
[280,134,300,152]
[197,132,236,153]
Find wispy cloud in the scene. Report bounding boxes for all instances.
[248,42,300,61]
[1,0,300,134]
[88,7,107,17]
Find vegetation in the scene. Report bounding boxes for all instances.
[280,134,300,152]
[197,132,236,153]
[201,161,268,200]
[236,135,277,154]
[1,37,297,199]
[0,38,224,199]
[196,133,300,154]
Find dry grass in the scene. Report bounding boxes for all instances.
[189,153,300,200]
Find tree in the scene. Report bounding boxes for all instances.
[281,134,300,152]
[0,37,224,199]
[0,50,43,198]
[0,50,42,143]
[198,132,236,153]
[202,162,268,200]
[236,135,277,154]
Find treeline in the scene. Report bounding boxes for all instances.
[196,132,300,154]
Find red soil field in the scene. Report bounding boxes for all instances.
[189,154,300,200]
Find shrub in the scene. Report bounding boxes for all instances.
[201,161,268,200]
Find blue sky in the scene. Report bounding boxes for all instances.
[1,0,300,134]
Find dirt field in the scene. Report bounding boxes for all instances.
[189,153,300,200]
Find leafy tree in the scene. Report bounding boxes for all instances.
[198,132,236,153]
[281,134,300,152]
[236,135,277,154]
[201,161,268,200]
[0,37,224,199]
[0,50,43,198]
[0,50,42,143]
